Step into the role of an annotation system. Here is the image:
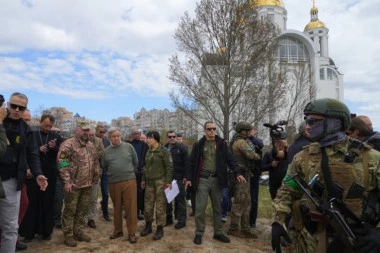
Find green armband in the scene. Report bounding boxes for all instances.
[283,174,300,189]
[57,161,70,169]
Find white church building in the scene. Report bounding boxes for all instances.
[254,0,343,101]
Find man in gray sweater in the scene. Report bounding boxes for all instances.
[102,127,138,244]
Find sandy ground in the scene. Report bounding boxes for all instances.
[21,202,273,253]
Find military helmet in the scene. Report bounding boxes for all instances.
[235,121,253,133]
[304,98,351,130]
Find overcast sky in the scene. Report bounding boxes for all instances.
[0,0,379,129]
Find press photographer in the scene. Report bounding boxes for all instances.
[261,121,288,199]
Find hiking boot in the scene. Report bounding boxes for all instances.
[64,236,77,247]
[227,228,246,238]
[213,234,230,243]
[153,226,164,240]
[74,232,91,242]
[140,222,152,237]
[242,230,258,239]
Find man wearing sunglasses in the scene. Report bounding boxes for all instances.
[164,131,189,229]
[0,92,48,253]
[271,98,380,253]
[186,121,246,245]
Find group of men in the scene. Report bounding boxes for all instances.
[3,92,380,253]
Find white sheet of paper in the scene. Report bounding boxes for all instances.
[165,179,180,203]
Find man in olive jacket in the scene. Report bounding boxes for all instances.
[185,121,246,245]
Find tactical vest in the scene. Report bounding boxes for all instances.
[294,139,371,229]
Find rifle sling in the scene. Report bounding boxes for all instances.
[321,148,336,200]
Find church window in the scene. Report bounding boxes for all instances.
[267,14,274,23]
[278,36,310,62]
[320,68,325,80]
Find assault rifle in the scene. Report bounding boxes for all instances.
[285,173,364,250]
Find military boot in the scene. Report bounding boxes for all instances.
[227,228,246,238]
[74,232,91,242]
[153,226,164,240]
[64,235,77,247]
[140,222,153,237]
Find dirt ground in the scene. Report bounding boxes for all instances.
[22,202,273,253]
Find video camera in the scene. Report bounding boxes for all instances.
[263,120,288,140]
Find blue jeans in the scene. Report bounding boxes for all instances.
[221,187,231,217]
[100,171,109,214]
[250,167,261,226]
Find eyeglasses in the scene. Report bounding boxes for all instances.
[305,117,323,126]
[10,103,27,111]
[168,136,176,139]
[206,127,216,131]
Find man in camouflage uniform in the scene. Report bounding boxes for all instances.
[228,121,261,238]
[271,98,380,253]
[57,121,101,247]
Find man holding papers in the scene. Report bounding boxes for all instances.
[164,131,189,229]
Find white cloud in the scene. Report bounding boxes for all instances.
[0,0,379,127]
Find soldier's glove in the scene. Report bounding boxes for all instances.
[353,227,380,253]
[271,222,291,253]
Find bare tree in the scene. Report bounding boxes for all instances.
[169,0,288,138]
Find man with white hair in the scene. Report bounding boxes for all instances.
[103,127,138,243]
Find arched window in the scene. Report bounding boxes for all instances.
[278,36,310,62]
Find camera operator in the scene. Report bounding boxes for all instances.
[262,122,288,200]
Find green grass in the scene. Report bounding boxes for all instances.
[257,185,272,219]
[202,185,272,222]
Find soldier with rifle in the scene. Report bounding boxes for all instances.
[271,98,380,253]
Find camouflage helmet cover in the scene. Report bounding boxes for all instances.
[304,98,351,129]
[235,121,253,133]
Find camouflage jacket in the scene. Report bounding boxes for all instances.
[232,134,261,171]
[92,136,104,177]
[57,136,100,188]
[273,136,380,226]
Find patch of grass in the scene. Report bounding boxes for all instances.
[258,185,272,219]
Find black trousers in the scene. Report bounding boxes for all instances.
[19,178,56,238]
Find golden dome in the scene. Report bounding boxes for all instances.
[304,20,326,31]
[249,0,284,8]
[310,6,318,13]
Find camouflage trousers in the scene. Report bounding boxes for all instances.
[62,186,92,237]
[144,179,167,227]
[289,227,325,253]
[230,175,251,231]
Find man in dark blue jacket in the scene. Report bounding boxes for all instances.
[185,121,246,245]
[165,131,189,229]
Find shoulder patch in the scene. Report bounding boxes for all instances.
[60,152,67,159]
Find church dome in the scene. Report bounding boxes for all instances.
[304,20,326,31]
[249,0,284,7]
